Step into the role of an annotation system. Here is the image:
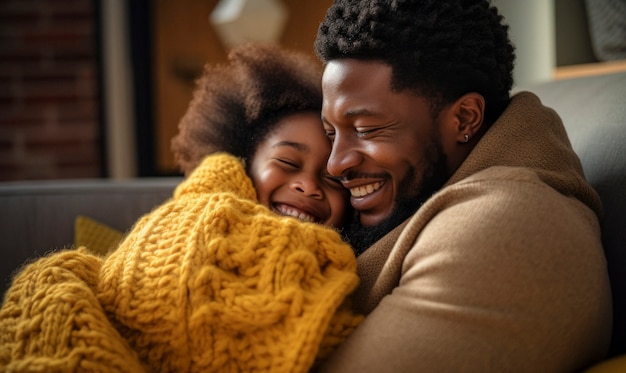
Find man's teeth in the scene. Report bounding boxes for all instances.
[276,205,316,222]
[350,182,383,197]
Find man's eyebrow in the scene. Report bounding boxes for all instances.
[344,108,382,117]
[322,108,384,123]
[272,141,309,151]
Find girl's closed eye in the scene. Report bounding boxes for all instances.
[274,158,300,170]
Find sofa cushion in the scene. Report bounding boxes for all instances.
[0,178,180,297]
[74,215,124,256]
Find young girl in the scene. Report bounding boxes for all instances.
[172,42,351,229]
[0,43,362,373]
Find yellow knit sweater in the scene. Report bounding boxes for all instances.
[0,153,362,373]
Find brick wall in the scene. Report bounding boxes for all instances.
[0,0,102,181]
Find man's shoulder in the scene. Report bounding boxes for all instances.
[361,166,554,255]
[365,164,600,263]
[454,165,543,185]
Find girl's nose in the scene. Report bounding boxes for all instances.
[291,178,323,199]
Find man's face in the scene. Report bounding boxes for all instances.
[321,59,449,228]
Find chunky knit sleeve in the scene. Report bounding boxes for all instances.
[0,248,145,372]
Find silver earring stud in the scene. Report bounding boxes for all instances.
[464,134,469,143]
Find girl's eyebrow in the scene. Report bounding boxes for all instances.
[272,141,309,152]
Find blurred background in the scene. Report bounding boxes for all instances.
[0,0,624,182]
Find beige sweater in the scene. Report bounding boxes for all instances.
[317,92,612,372]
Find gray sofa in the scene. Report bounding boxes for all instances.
[0,177,180,293]
[1,71,625,361]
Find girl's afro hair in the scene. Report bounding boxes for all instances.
[171,42,323,175]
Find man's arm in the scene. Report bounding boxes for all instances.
[317,170,611,372]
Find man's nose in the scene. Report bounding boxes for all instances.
[327,134,361,177]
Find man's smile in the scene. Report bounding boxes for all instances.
[349,181,384,197]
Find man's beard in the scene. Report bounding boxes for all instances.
[343,142,448,256]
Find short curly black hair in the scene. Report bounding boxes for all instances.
[314,0,516,126]
[171,43,323,175]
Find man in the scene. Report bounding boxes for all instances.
[314,0,612,372]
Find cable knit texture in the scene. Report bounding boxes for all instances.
[0,153,362,373]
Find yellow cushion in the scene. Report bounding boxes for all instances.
[584,355,626,373]
[74,215,124,256]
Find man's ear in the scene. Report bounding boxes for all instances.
[452,92,485,143]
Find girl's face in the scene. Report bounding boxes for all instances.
[249,112,350,228]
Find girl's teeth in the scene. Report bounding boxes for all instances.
[277,205,316,222]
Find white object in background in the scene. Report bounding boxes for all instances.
[210,0,288,49]
[101,0,137,178]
